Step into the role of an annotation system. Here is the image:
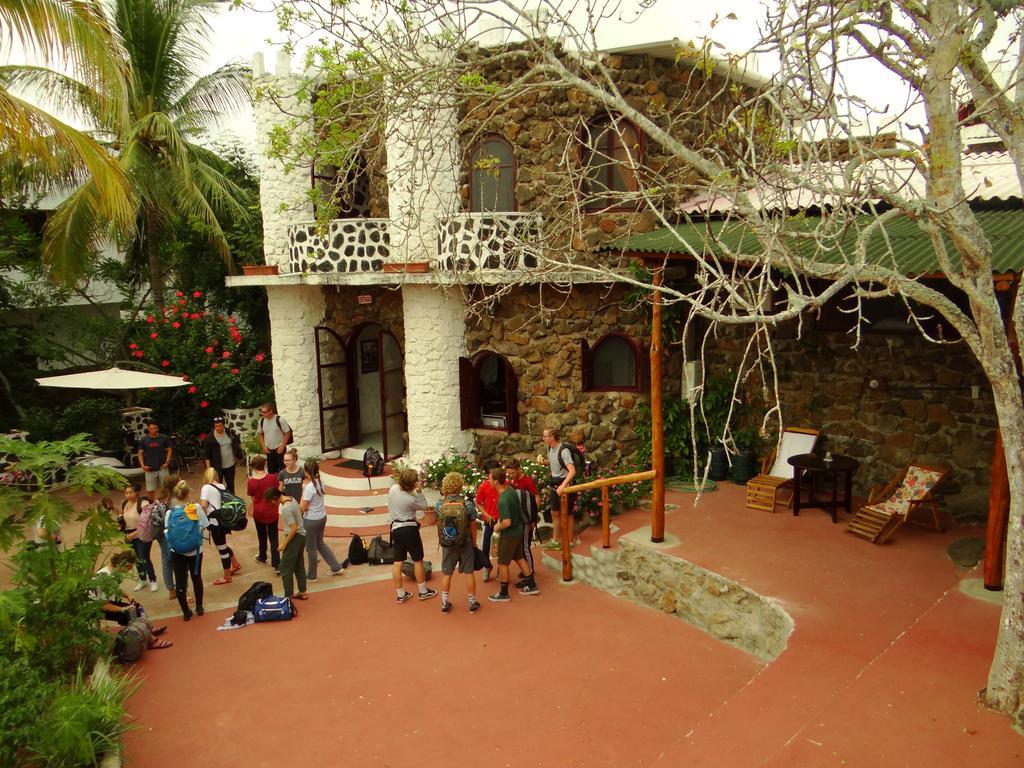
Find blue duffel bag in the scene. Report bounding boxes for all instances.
[253,595,297,622]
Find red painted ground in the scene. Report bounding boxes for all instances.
[120,482,1023,766]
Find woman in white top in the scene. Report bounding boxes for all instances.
[300,458,344,581]
[199,467,240,585]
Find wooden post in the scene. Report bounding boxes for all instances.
[560,494,572,581]
[651,268,665,543]
[601,485,610,549]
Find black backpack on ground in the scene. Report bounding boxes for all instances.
[237,581,273,613]
[366,534,395,565]
[348,534,368,565]
[363,447,385,477]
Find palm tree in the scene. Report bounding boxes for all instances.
[7,0,252,310]
[0,0,133,230]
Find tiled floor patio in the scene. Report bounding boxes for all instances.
[116,479,1022,766]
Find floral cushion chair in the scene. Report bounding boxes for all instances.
[845,462,948,544]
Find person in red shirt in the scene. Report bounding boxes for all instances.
[474,460,501,582]
[506,458,540,579]
[247,456,281,571]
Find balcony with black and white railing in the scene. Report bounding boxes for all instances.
[284,212,543,276]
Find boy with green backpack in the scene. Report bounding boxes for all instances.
[434,472,481,614]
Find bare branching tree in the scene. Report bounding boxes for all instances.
[262,0,1024,724]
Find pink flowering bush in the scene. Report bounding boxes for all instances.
[129,291,272,437]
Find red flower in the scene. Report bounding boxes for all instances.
[149,332,158,339]
[198,432,207,441]
[148,387,156,392]
[132,350,144,358]
[161,360,170,368]
[204,346,214,354]
[146,315,155,323]
[222,351,231,359]
[175,291,184,298]
[171,322,181,329]
[187,386,197,394]
[211,362,218,369]
[178,300,186,307]
[228,317,236,325]
[200,400,208,408]
[254,352,265,362]
[193,291,202,298]
[189,312,201,320]
[230,368,240,375]
[129,343,138,350]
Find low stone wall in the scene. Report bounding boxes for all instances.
[547,539,793,662]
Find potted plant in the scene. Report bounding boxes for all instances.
[241,263,279,276]
[731,427,761,485]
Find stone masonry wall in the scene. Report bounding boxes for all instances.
[467,283,682,468]
[322,285,405,347]
[707,325,996,520]
[253,53,313,271]
[266,285,326,458]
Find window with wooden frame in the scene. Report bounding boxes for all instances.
[458,352,520,433]
[580,115,642,212]
[468,135,517,212]
[581,333,645,392]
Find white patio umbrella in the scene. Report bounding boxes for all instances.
[35,366,188,390]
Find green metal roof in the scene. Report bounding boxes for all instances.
[613,208,1024,275]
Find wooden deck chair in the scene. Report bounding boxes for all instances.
[845,462,948,544]
[745,427,819,512]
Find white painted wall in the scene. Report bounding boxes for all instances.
[266,284,326,458]
[402,285,472,463]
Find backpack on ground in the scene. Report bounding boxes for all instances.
[558,443,591,480]
[253,595,296,622]
[113,618,153,664]
[165,504,202,554]
[148,501,168,542]
[437,500,470,548]
[135,501,154,542]
[366,534,394,565]
[237,581,273,613]
[213,486,248,531]
[348,534,368,565]
[515,488,538,526]
[401,559,432,580]
[362,447,385,477]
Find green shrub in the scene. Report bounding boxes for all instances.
[29,667,137,767]
[419,447,487,492]
[0,658,53,766]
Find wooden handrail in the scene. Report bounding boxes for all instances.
[558,469,659,581]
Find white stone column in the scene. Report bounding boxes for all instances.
[252,52,313,271]
[402,285,472,463]
[266,284,326,458]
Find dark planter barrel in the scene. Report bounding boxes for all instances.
[731,450,758,485]
[708,445,729,481]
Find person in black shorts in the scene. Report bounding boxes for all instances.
[388,468,437,605]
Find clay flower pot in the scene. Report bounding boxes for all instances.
[242,264,279,276]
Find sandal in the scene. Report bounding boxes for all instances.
[213,577,232,586]
[293,593,309,600]
[152,625,168,637]
[231,564,242,574]
[149,639,173,650]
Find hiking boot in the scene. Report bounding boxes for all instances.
[418,588,437,601]
[441,601,452,614]
[396,591,412,605]
[487,592,510,602]
[469,600,481,614]
[518,585,540,596]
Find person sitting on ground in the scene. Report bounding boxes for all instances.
[389,468,436,605]
[488,467,539,602]
[434,472,480,615]
[199,467,241,585]
[94,551,171,648]
[264,487,308,601]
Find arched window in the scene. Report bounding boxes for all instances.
[580,115,642,212]
[458,351,520,433]
[582,333,643,392]
[468,135,517,212]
